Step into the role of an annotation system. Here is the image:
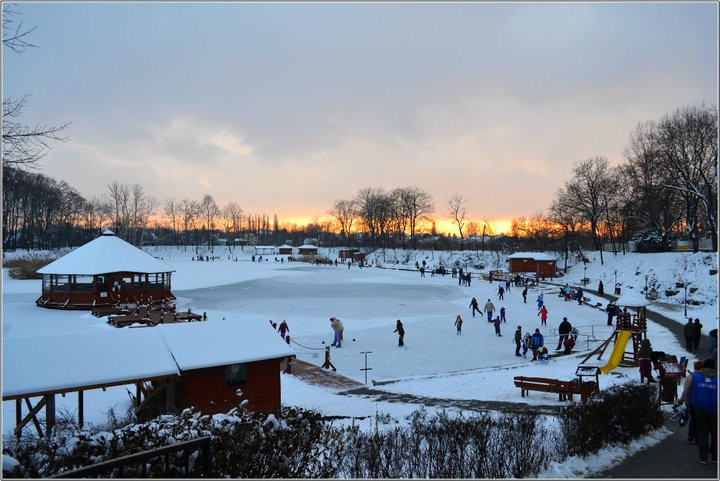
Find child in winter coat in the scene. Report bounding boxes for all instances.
[538,306,549,326]
[500,306,506,323]
[493,317,502,336]
[537,293,544,309]
[522,333,531,357]
[454,315,463,335]
[394,319,405,347]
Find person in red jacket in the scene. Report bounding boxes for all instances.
[538,306,549,326]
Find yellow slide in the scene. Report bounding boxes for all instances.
[599,330,633,374]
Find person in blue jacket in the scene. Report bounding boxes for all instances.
[530,328,544,361]
[690,359,717,464]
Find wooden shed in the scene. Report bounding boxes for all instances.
[297,244,318,256]
[278,245,293,255]
[351,252,366,262]
[338,248,359,259]
[253,245,276,255]
[159,320,295,414]
[36,229,175,310]
[507,252,557,278]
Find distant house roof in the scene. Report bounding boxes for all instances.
[507,252,556,261]
[37,230,175,275]
[298,244,318,249]
[4,320,295,399]
[158,320,294,371]
[278,245,293,249]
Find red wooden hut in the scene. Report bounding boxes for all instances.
[507,252,557,278]
[278,245,294,255]
[297,244,318,256]
[36,230,175,309]
[351,252,366,262]
[338,248,359,259]
[159,320,295,414]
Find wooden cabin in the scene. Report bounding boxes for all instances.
[297,244,318,256]
[36,230,175,309]
[158,320,295,414]
[278,245,293,255]
[338,249,359,259]
[507,252,557,278]
[352,252,366,262]
[253,245,276,256]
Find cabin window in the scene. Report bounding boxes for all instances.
[73,275,94,292]
[163,273,171,288]
[148,273,161,289]
[225,363,246,387]
[42,275,51,290]
[53,275,70,292]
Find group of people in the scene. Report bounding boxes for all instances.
[559,283,584,305]
[684,318,704,353]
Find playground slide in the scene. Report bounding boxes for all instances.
[599,330,633,374]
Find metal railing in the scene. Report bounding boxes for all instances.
[51,436,212,478]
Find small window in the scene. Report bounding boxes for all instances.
[225,363,246,387]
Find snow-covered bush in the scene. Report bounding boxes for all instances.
[558,383,663,457]
[633,230,672,253]
[5,253,56,279]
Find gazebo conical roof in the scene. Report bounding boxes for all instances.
[37,230,175,275]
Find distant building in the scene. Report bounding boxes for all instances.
[253,245,276,255]
[36,229,175,310]
[507,252,557,278]
[297,244,318,256]
[278,245,294,255]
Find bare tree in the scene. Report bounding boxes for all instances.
[223,201,244,249]
[2,8,70,170]
[164,198,180,245]
[448,194,467,250]
[179,198,200,249]
[397,186,434,249]
[328,199,357,246]
[200,194,220,250]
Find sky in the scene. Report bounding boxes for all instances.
[3,2,717,233]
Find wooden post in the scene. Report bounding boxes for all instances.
[78,390,84,428]
[165,378,176,412]
[136,382,142,408]
[16,399,21,429]
[321,347,336,372]
[45,394,56,436]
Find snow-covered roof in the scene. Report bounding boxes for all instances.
[614,291,650,307]
[3,320,295,398]
[158,320,295,371]
[3,329,180,398]
[298,244,318,249]
[278,245,293,249]
[37,231,175,275]
[507,252,556,261]
[253,245,276,250]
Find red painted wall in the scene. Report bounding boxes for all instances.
[508,258,556,277]
[180,358,282,414]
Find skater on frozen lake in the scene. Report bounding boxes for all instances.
[484,299,496,322]
[469,297,481,317]
[497,284,505,300]
[500,306,506,323]
[514,326,522,356]
[278,320,290,340]
[330,317,344,348]
[522,286,528,303]
[538,306,548,326]
[455,315,463,335]
[394,319,405,347]
[493,316,502,336]
[536,293,544,309]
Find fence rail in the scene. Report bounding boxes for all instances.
[51,436,212,478]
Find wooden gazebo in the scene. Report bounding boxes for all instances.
[36,229,175,309]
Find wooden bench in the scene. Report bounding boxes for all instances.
[513,376,598,402]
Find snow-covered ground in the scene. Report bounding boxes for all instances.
[2,245,716,474]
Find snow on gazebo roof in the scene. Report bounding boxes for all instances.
[3,328,180,398]
[278,244,293,249]
[158,320,295,371]
[298,244,318,249]
[615,291,650,308]
[37,230,174,275]
[507,252,556,261]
